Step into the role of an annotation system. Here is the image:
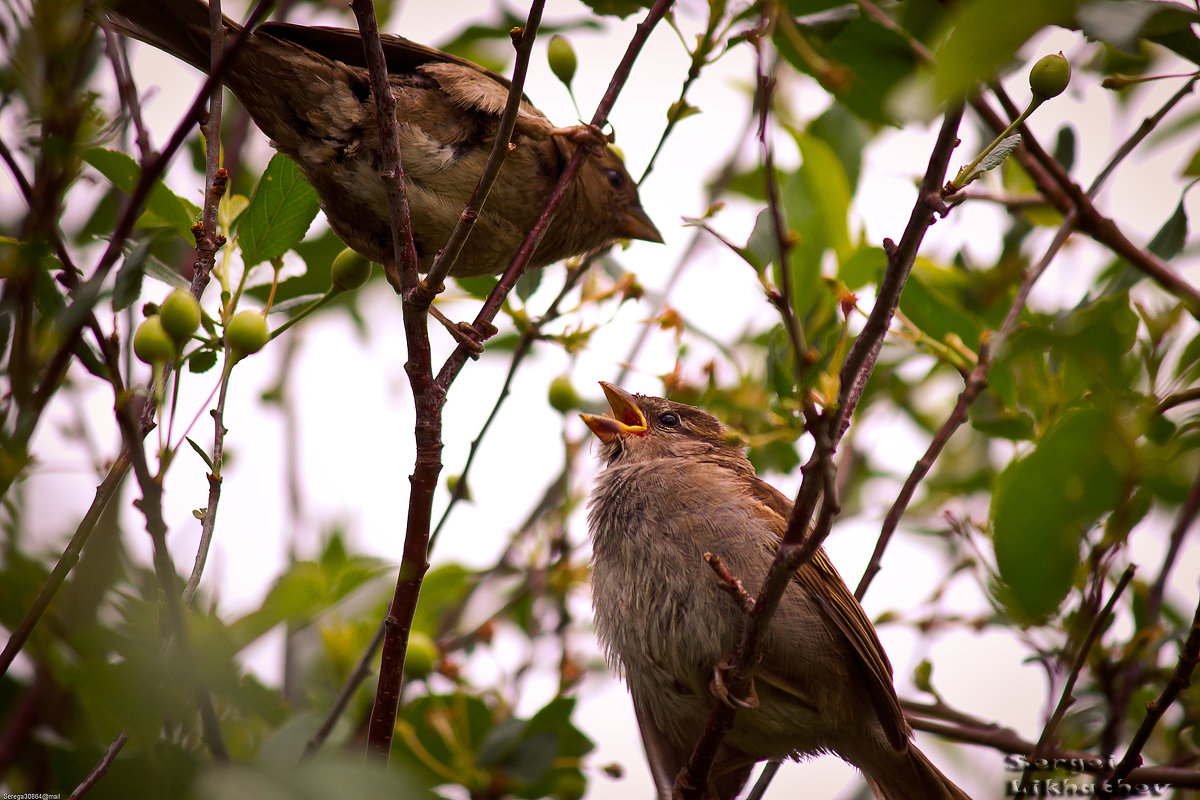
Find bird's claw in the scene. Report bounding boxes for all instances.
[710,660,759,709]
[428,307,497,357]
[551,123,609,149]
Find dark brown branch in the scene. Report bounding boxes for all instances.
[351,0,438,760]
[429,261,588,551]
[678,53,966,800]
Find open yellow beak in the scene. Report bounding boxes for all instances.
[580,382,647,443]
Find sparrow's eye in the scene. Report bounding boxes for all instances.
[605,169,627,190]
[658,412,680,428]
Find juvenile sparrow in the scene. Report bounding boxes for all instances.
[104,0,662,276]
[582,383,971,800]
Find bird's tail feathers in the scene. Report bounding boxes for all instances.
[103,0,236,74]
[865,744,972,800]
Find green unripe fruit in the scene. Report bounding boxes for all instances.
[547,374,580,414]
[547,771,587,800]
[404,631,438,679]
[547,35,577,89]
[159,289,201,344]
[225,310,269,358]
[134,316,177,364]
[330,248,373,292]
[1029,52,1071,100]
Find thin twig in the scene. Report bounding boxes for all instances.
[0,452,132,678]
[1146,471,1200,621]
[436,0,676,390]
[428,261,588,552]
[1017,566,1135,794]
[67,732,128,800]
[1109,587,1200,784]
[855,338,991,600]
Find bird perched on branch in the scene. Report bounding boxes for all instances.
[582,383,971,800]
[103,0,661,277]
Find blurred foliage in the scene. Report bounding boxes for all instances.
[2,0,1200,796]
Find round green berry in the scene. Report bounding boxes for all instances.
[547,375,580,414]
[134,316,177,364]
[225,310,269,358]
[547,35,577,88]
[159,289,201,344]
[404,631,439,679]
[330,248,373,292]
[1029,52,1071,100]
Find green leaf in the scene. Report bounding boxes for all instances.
[198,757,433,800]
[186,436,215,470]
[899,262,986,346]
[187,347,219,374]
[576,0,651,18]
[1079,0,1200,54]
[777,132,852,318]
[933,0,1076,101]
[83,147,200,239]
[780,0,920,124]
[839,245,887,290]
[992,406,1126,619]
[237,154,320,268]
[456,275,500,300]
[112,240,149,311]
[1146,197,1188,260]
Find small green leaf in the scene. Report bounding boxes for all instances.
[84,148,199,239]
[187,348,219,375]
[1147,197,1188,260]
[237,154,320,267]
[112,240,149,311]
[967,134,1022,183]
[186,436,215,471]
[456,275,500,300]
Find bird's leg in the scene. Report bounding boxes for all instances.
[710,659,759,709]
[549,122,609,151]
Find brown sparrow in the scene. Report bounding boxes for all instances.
[582,383,971,800]
[104,0,662,276]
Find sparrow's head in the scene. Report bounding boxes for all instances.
[584,146,662,244]
[580,382,743,467]
[536,144,660,269]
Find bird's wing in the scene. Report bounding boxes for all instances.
[749,478,910,751]
[258,23,551,136]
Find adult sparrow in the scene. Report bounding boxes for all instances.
[582,383,971,800]
[104,0,662,276]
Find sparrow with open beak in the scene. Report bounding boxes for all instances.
[581,382,971,800]
[104,0,662,277]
